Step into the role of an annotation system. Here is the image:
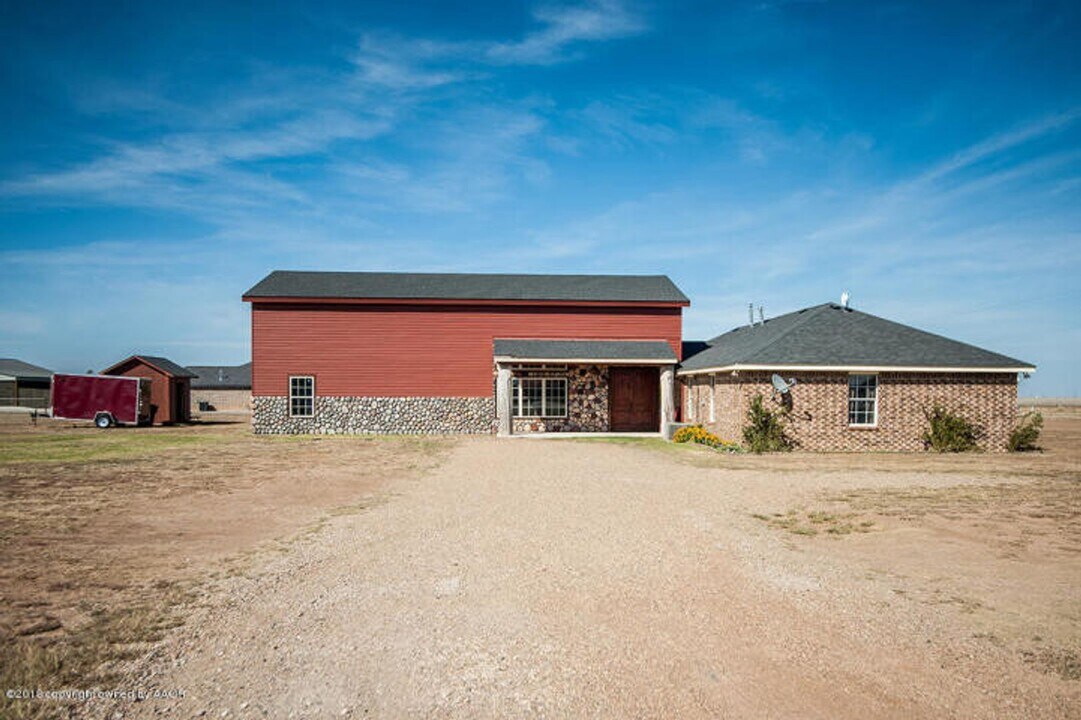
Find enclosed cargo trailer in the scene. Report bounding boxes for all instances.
[51,373,152,428]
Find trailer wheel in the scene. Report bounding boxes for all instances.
[94,412,115,429]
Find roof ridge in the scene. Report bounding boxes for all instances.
[270,269,673,278]
[706,302,832,344]
[740,304,834,364]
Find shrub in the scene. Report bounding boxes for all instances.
[1008,411,1043,452]
[672,425,739,452]
[742,394,791,453]
[922,405,980,452]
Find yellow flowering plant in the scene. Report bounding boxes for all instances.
[672,424,740,452]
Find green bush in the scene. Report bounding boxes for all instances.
[742,394,791,453]
[1008,411,1043,452]
[922,405,980,452]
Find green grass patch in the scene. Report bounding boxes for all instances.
[574,436,675,449]
[0,431,229,465]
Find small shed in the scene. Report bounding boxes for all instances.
[0,358,53,409]
[101,355,195,424]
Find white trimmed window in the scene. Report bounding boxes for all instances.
[848,374,877,426]
[289,376,315,417]
[512,377,567,417]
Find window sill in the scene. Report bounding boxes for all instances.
[848,424,878,430]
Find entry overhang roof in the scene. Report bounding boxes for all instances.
[494,339,677,364]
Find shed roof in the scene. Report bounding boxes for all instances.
[0,358,53,381]
[102,355,197,378]
[187,363,252,389]
[680,303,1034,373]
[244,271,689,304]
[494,339,677,363]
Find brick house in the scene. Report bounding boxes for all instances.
[679,303,1035,451]
[243,271,687,435]
[188,363,251,412]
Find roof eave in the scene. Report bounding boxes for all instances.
[677,363,1037,376]
[495,356,676,365]
[243,295,689,308]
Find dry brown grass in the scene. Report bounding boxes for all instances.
[752,509,876,536]
[0,415,450,719]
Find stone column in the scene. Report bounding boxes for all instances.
[496,364,513,436]
[660,364,676,434]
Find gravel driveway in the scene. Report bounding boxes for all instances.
[135,438,1077,719]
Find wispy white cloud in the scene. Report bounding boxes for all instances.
[806,108,1081,243]
[577,98,679,148]
[348,1,647,93]
[352,33,475,90]
[331,104,549,212]
[913,107,1081,187]
[3,110,388,200]
[2,0,648,221]
[486,0,646,65]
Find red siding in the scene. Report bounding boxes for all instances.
[107,361,175,424]
[252,302,683,397]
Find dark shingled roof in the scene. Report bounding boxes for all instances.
[244,271,689,304]
[103,355,197,378]
[680,303,1034,372]
[494,339,677,362]
[187,363,251,390]
[0,358,53,380]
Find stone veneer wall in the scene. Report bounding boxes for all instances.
[683,371,1018,451]
[512,364,609,433]
[252,396,493,435]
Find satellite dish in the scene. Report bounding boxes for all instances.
[771,374,798,400]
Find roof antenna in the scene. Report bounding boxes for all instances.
[748,302,755,327]
[758,305,765,325]
[840,290,850,309]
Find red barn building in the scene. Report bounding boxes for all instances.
[243,271,689,435]
[101,355,195,425]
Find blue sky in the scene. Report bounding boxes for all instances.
[1,0,1078,395]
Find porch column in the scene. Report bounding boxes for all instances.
[496,363,513,436]
[660,364,676,433]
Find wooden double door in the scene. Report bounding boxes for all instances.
[609,366,659,432]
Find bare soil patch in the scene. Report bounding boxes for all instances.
[1,408,1078,719]
[0,415,450,719]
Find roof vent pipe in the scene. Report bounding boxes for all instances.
[748,303,755,327]
[841,290,850,309]
[758,306,765,325]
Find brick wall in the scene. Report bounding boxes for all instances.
[192,389,251,412]
[683,371,1018,451]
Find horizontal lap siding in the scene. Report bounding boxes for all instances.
[252,303,682,397]
[110,362,172,424]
